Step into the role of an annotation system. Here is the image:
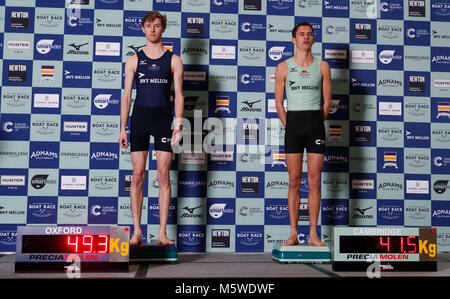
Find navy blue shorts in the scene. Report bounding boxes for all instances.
[130,104,173,152]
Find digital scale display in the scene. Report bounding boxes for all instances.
[332,227,437,271]
[339,236,419,253]
[22,235,110,254]
[15,226,130,273]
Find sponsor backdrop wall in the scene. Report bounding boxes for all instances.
[0,0,449,253]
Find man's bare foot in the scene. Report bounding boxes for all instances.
[130,233,142,246]
[281,235,299,246]
[158,234,175,246]
[308,237,326,246]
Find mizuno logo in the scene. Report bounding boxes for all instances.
[354,207,372,215]
[68,43,88,50]
[242,100,261,108]
[182,206,202,214]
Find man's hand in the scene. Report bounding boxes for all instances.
[118,129,129,148]
[171,128,182,146]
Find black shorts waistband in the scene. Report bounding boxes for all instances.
[286,110,321,114]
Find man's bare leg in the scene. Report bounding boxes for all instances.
[130,150,148,245]
[282,153,303,246]
[155,150,175,246]
[306,152,326,246]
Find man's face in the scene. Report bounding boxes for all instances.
[142,18,165,43]
[292,26,314,50]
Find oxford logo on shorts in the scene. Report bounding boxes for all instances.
[161,137,171,143]
[315,139,325,145]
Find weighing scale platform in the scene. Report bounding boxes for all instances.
[130,244,178,263]
[272,243,331,264]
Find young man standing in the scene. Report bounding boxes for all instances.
[274,22,332,246]
[119,11,184,246]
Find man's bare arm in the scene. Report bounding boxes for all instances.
[320,60,332,121]
[171,54,184,130]
[170,54,184,145]
[118,55,137,148]
[274,61,288,127]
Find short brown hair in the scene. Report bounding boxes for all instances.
[141,11,167,29]
[292,21,314,38]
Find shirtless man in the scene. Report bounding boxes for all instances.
[274,22,332,246]
[119,11,184,246]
